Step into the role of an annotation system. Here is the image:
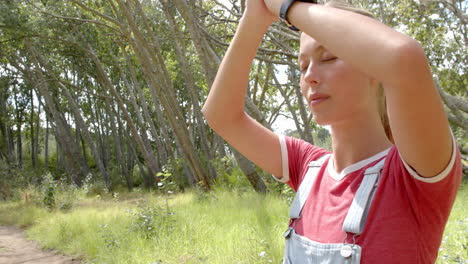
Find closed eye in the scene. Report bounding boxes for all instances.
[322,57,337,62]
[300,57,336,73]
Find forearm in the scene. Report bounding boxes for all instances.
[202,17,270,126]
[273,1,420,84]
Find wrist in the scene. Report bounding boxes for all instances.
[239,15,273,33]
[264,0,283,17]
[279,0,318,31]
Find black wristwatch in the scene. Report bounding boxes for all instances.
[280,0,318,31]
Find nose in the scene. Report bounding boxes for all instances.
[302,63,320,88]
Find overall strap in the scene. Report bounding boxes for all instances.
[342,158,386,235]
[289,154,331,219]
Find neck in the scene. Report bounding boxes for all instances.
[329,114,393,174]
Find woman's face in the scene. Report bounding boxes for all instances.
[299,33,378,126]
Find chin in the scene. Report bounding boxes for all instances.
[313,116,332,126]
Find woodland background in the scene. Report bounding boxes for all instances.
[0,1,466,263]
[0,0,466,195]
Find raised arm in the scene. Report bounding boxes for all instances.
[201,1,284,178]
[264,0,453,177]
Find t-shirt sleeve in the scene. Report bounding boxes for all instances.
[274,134,330,191]
[399,132,461,184]
[388,133,462,227]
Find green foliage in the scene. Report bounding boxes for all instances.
[0,161,14,200]
[0,202,48,228]
[210,155,252,190]
[0,0,466,215]
[41,173,56,209]
[0,183,467,263]
[130,164,145,187]
[156,163,179,193]
[81,173,108,197]
[14,172,86,211]
[98,223,120,250]
[314,126,332,151]
[0,188,289,263]
[436,181,468,264]
[126,200,175,240]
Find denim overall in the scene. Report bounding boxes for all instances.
[282,155,386,264]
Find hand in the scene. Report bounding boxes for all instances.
[243,0,278,26]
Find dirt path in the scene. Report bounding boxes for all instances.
[0,226,81,264]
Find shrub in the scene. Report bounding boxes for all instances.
[126,200,175,240]
[41,172,57,210]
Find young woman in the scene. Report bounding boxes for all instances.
[202,0,462,263]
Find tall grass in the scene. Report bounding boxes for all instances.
[0,183,466,264]
[1,189,289,263]
[436,181,468,264]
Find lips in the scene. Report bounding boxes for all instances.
[308,93,330,106]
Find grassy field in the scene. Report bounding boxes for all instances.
[0,182,466,264]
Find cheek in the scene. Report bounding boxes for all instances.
[330,62,369,96]
[331,61,356,84]
[300,81,306,96]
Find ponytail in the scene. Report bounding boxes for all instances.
[377,83,394,143]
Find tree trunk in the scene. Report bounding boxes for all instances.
[59,82,111,188]
[86,93,109,171]
[30,87,37,168]
[105,99,127,187]
[13,90,23,168]
[120,46,169,171]
[55,127,60,171]
[232,149,267,193]
[45,116,49,169]
[170,0,230,164]
[113,102,133,189]
[116,0,211,188]
[122,129,134,190]
[289,60,314,144]
[172,0,220,86]
[270,69,302,131]
[120,71,161,184]
[86,46,160,186]
[169,0,272,191]
[24,42,89,186]
[16,121,22,168]
[126,133,150,188]
[0,84,14,167]
[34,92,41,168]
[161,0,218,180]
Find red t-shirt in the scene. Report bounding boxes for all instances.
[276,135,462,264]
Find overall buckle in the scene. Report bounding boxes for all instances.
[283,227,293,239]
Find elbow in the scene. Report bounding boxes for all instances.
[388,39,428,83]
[201,105,222,131]
[393,39,427,67]
[201,105,208,118]
[202,104,244,133]
[201,105,213,126]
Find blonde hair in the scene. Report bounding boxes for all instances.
[324,0,375,18]
[323,0,394,143]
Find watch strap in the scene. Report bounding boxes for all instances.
[280,0,318,31]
